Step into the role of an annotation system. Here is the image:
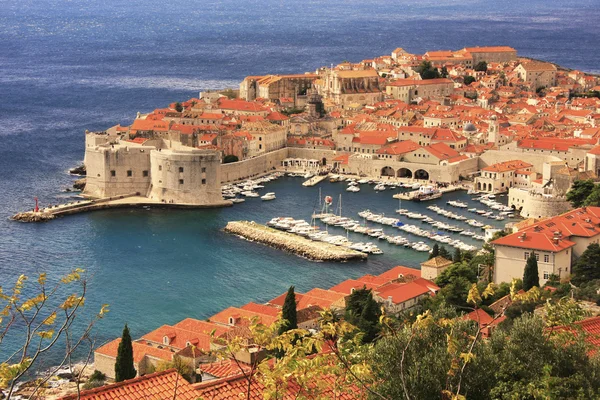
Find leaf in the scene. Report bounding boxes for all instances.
[467,283,482,306]
[43,312,57,326]
[37,330,54,339]
[37,273,47,286]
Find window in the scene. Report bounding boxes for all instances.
[179,179,184,185]
[127,170,132,177]
[524,252,530,260]
[228,317,234,325]
[201,167,206,173]
[179,167,184,173]
[202,178,206,185]
[163,336,169,345]
[110,170,116,177]
[543,271,550,280]
[535,254,539,261]
[143,170,148,177]
[544,254,549,263]
[159,165,162,171]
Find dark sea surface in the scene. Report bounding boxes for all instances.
[1,0,599,367]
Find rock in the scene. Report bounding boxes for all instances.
[12,212,55,223]
[69,165,86,176]
[73,178,86,191]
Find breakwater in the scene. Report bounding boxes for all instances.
[224,221,367,262]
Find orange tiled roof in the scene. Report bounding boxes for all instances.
[378,266,421,281]
[482,160,532,173]
[209,306,278,327]
[95,338,175,364]
[141,325,212,351]
[329,279,380,295]
[59,369,199,400]
[200,359,252,379]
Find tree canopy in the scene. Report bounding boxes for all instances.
[279,286,298,335]
[566,179,596,208]
[464,76,476,86]
[223,154,239,163]
[572,243,600,286]
[344,287,381,343]
[416,61,441,80]
[474,61,488,72]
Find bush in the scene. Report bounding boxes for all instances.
[83,380,105,390]
[88,370,106,382]
[223,155,239,163]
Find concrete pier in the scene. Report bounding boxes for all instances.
[302,175,328,187]
[224,221,367,262]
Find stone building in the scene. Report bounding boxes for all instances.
[459,46,517,64]
[514,62,557,89]
[420,256,453,281]
[386,78,454,103]
[320,69,382,107]
[239,74,318,102]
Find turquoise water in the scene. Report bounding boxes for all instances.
[1,0,599,368]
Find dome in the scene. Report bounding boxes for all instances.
[463,123,477,132]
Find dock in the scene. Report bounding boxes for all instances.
[224,221,367,262]
[302,175,328,187]
[12,194,232,222]
[393,185,464,200]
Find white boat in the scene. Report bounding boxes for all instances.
[374,183,386,191]
[241,191,259,197]
[261,192,276,201]
[231,198,245,204]
[346,185,360,192]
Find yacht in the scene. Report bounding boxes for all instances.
[231,198,245,204]
[261,192,276,201]
[374,183,386,191]
[241,191,259,197]
[346,185,360,192]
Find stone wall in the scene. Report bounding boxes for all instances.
[83,144,153,199]
[148,149,223,205]
[221,148,288,183]
[479,150,562,173]
[287,148,338,164]
[508,188,572,219]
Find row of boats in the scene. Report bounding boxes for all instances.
[221,173,283,203]
[266,217,384,255]
[358,210,479,252]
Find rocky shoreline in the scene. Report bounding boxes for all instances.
[224,221,367,261]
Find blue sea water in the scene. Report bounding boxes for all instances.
[1,0,600,368]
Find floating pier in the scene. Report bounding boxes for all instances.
[224,221,367,262]
[302,175,328,187]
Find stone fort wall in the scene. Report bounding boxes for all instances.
[479,150,562,172]
[508,187,572,219]
[221,148,289,183]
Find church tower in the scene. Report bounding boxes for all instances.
[488,115,500,146]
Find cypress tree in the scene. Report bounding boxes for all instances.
[429,244,440,259]
[357,293,381,343]
[279,285,297,335]
[115,324,136,382]
[453,248,462,263]
[523,252,540,291]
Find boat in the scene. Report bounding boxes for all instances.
[346,185,360,192]
[374,183,386,191]
[412,186,442,202]
[241,191,259,197]
[231,198,245,204]
[260,192,276,201]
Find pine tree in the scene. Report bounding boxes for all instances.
[429,244,440,259]
[523,252,540,291]
[439,246,451,260]
[453,248,462,263]
[279,286,297,335]
[115,324,136,382]
[357,293,381,343]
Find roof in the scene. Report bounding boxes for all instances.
[141,325,212,351]
[482,160,532,173]
[193,370,365,399]
[336,69,379,78]
[423,142,461,160]
[375,279,438,305]
[329,279,380,295]
[200,359,252,379]
[59,369,199,400]
[240,302,281,317]
[378,266,421,281]
[377,140,421,155]
[463,46,516,53]
[550,316,600,349]
[492,231,576,252]
[388,78,453,87]
[520,61,557,72]
[209,306,278,327]
[268,292,304,307]
[420,256,453,269]
[95,338,175,364]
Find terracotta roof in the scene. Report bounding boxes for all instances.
[329,279,380,295]
[375,280,438,305]
[420,256,453,269]
[388,78,453,87]
[423,142,460,160]
[297,305,323,323]
[141,325,212,351]
[268,292,304,307]
[378,266,421,281]
[377,140,421,155]
[200,359,252,379]
[336,69,379,78]
[209,306,278,327]
[482,160,532,173]
[173,318,230,337]
[492,231,575,252]
[59,369,199,400]
[240,302,281,317]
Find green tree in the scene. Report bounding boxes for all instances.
[174,102,183,112]
[572,243,600,286]
[474,61,488,72]
[115,324,136,382]
[464,76,476,86]
[440,66,448,78]
[279,286,298,335]
[416,61,441,80]
[523,252,540,291]
[344,287,381,343]
[223,154,239,163]
[566,179,595,208]
[453,248,462,263]
[584,185,600,207]
[429,243,440,259]
[438,246,451,260]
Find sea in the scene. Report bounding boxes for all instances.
[1,0,599,370]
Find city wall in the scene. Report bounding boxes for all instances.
[220,148,288,183]
[508,187,572,219]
